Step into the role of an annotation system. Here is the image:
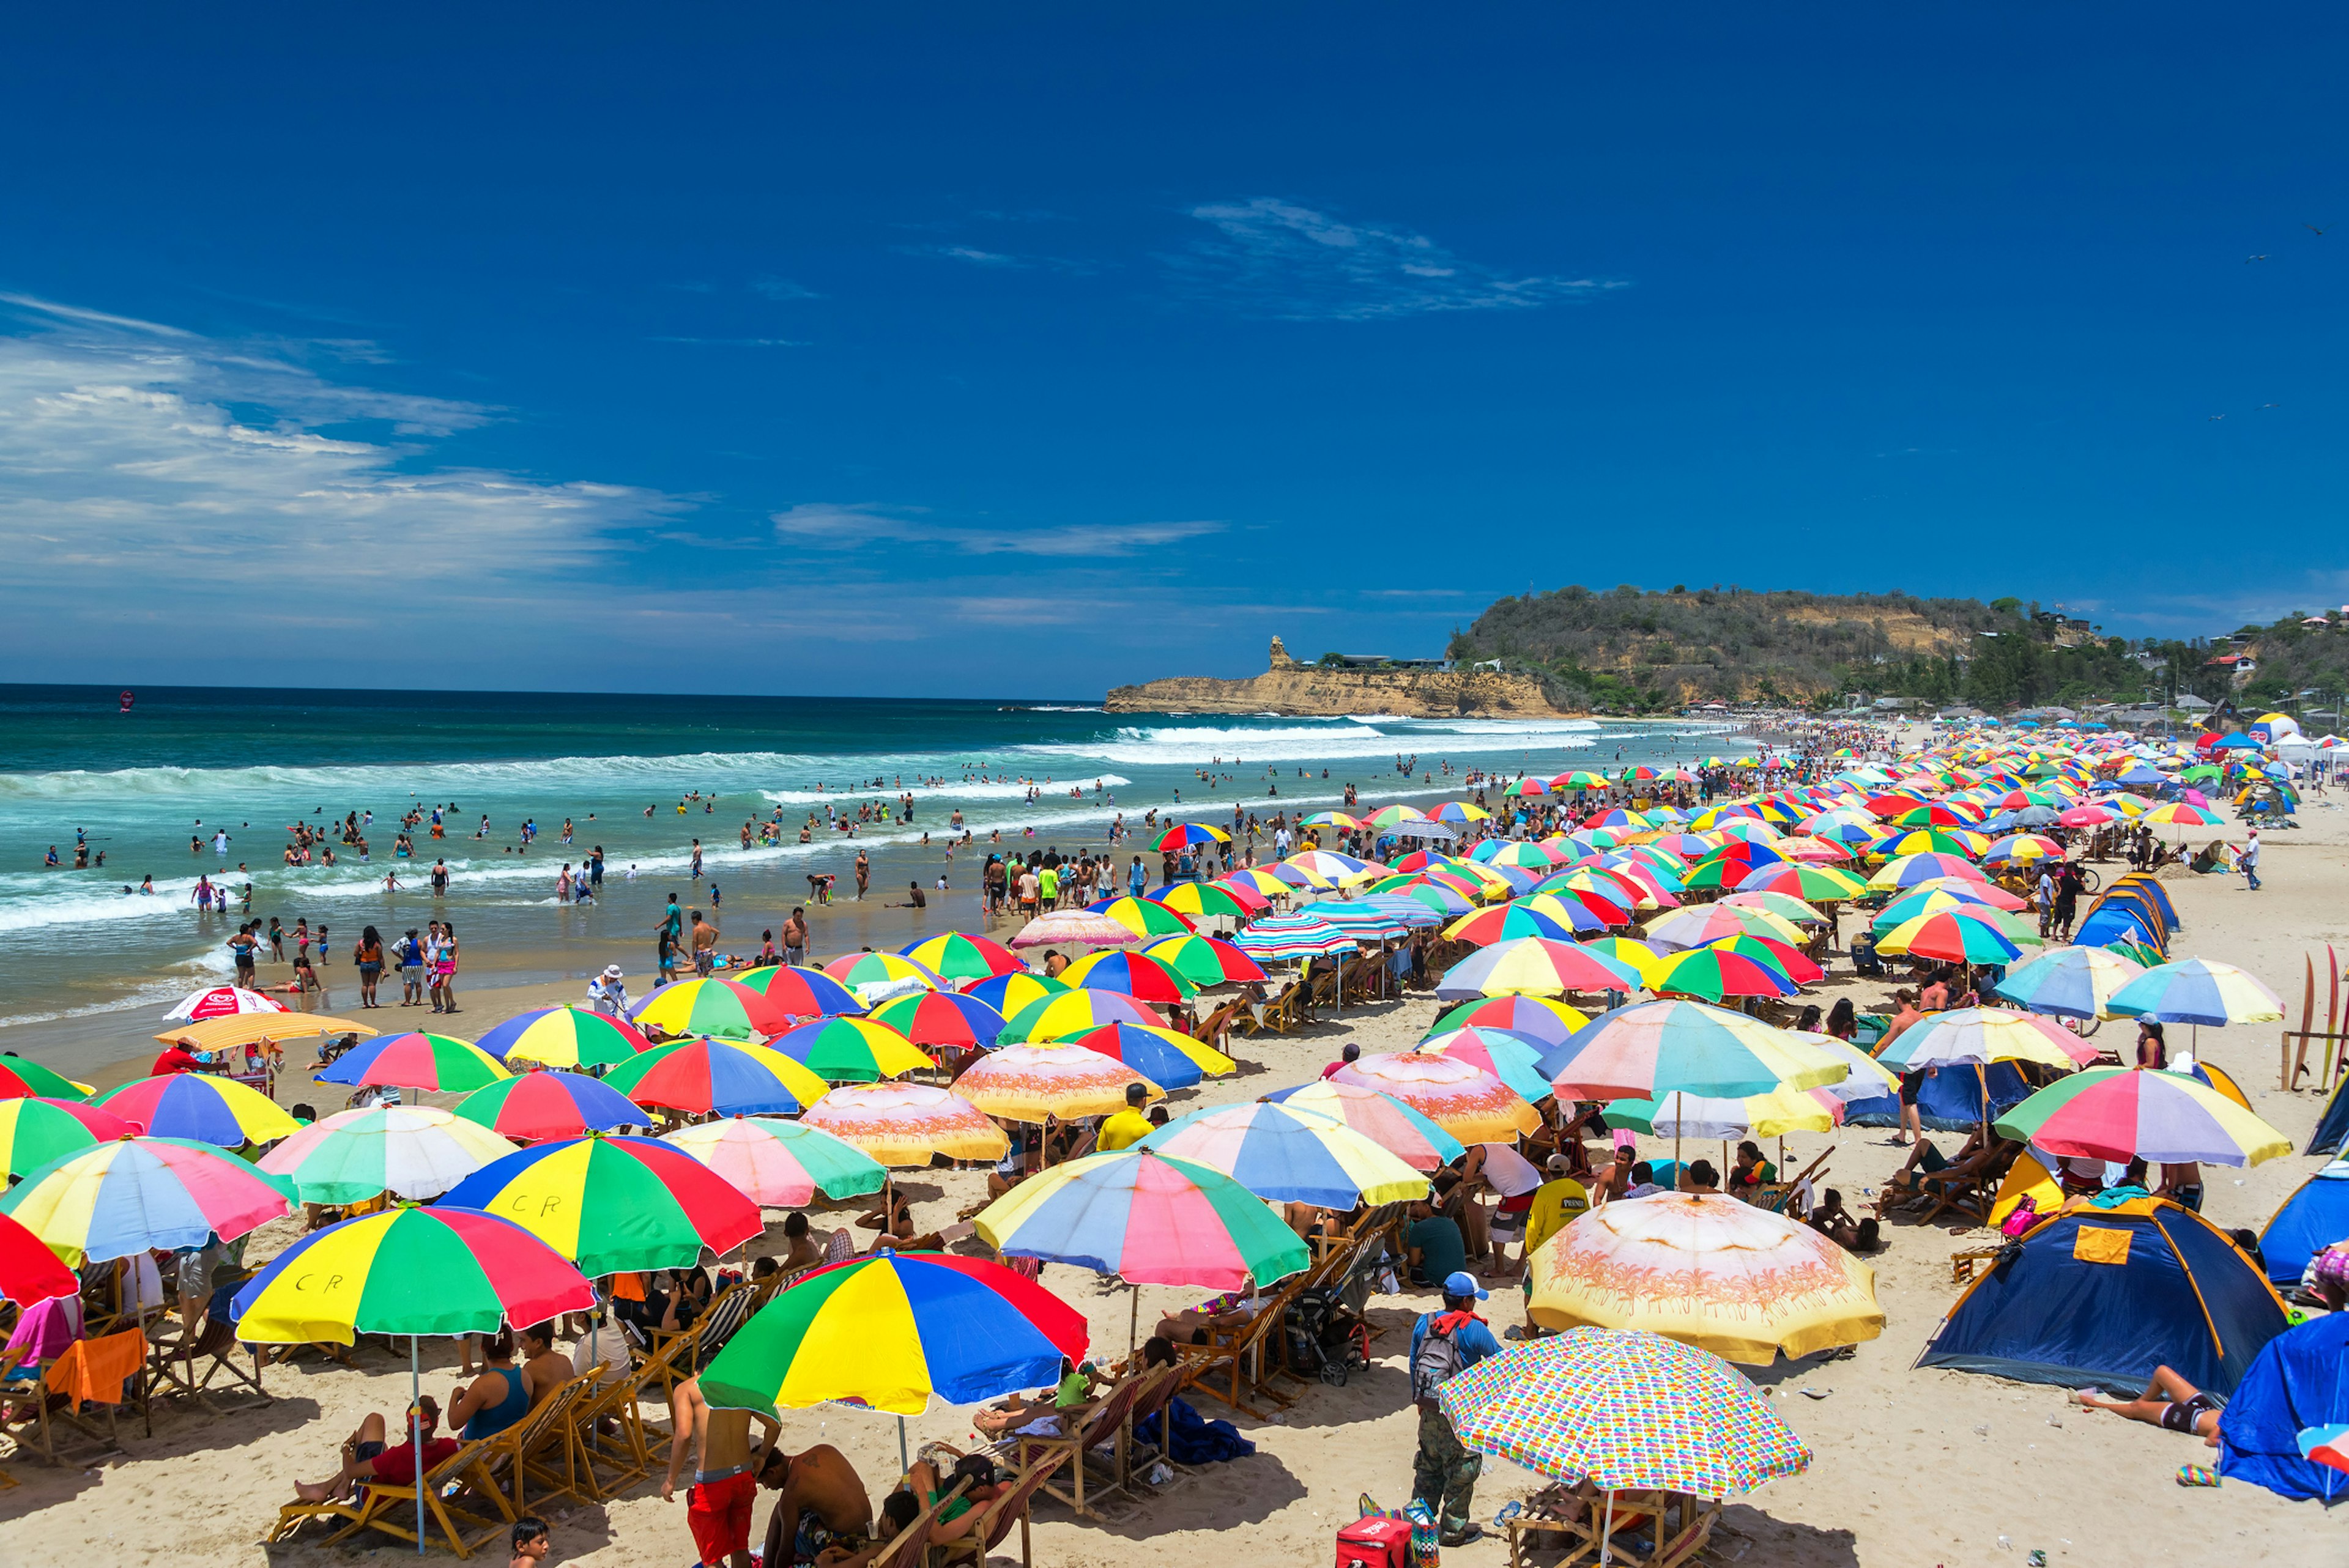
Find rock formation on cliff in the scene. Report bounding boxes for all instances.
[1105,637,1575,718]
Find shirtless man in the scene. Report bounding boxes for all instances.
[518,1322,573,1405]
[691,911,721,977]
[777,1213,826,1274]
[666,1375,782,1568]
[782,908,809,966]
[758,1444,874,1567]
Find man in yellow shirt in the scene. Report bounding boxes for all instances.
[1095,1083,1156,1152]
[1521,1156,1592,1263]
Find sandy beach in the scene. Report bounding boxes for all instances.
[1,724,2343,1568]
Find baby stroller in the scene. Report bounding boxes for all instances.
[1283,1284,1371,1387]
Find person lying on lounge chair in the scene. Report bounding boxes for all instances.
[971,1357,1102,1438]
[291,1395,462,1503]
[1806,1189,1880,1253]
[2074,1366,2222,1445]
[1158,1290,1267,1345]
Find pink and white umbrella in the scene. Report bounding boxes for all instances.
[1008,911,1140,949]
[164,986,289,1023]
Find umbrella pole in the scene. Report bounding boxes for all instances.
[1129,1282,1140,1355]
[412,1335,425,1557]
[897,1413,909,1477]
[1599,1490,1616,1566]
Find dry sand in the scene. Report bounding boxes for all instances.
[4,772,2347,1568]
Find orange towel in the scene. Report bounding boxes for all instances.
[45,1329,146,1409]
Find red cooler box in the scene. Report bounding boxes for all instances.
[1335,1515,1412,1568]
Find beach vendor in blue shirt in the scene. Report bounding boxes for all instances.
[1408,1271,1504,1546]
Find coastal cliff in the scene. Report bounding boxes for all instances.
[1105,637,1577,717]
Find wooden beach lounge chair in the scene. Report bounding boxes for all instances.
[146,1314,271,1414]
[1503,1485,1719,1568]
[644,1279,754,1394]
[930,1455,1059,1568]
[481,1372,597,1518]
[1116,1361,1190,1488]
[1173,1278,1305,1421]
[569,1350,668,1500]
[268,1434,512,1558]
[1012,1367,1150,1518]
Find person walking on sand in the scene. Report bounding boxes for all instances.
[1409,1273,1502,1547]
[2241,827,2262,891]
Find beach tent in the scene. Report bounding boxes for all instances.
[1918,1197,2287,1396]
[2072,875,2176,958]
[2311,1073,2349,1159]
[1986,1150,2064,1230]
[2258,1163,2349,1287]
[2187,1060,2253,1112]
[2216,1312,2349,1501]
[1846,1061,2033,1133]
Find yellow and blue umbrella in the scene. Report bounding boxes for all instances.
[89,1073,302,1147]
[976,1148,1310,1290]
[1140,1101,1428,1208]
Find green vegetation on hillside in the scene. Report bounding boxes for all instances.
[1446,583,2349,717]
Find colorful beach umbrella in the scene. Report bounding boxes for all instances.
[1646,947,1799,1002]
[1526,1193,1883,1364]
[1993,1067,2292,1166]
[0,1057,92,1104]
[965,970,1069,1017]
[1443,901,1585,946]
[1716,890,1829,931]
[768,1017,935,1083]
[2107,959,2285,1026]
[1140,932,1270,989]
[1008,909,1141,949]
[1644,903,1807,951]
[801,1082,1011,1166]
[450,1070,648,1143]
[1333,1053,1541,1141]
[231,1205,593,1344]
[1439,1326,1813,1496]
[1,1137,292,1267]
[1141,1101,1428,1208]
[1154,822,1230,850]
[1868,852,1987,890]
[1705,933,1824,986]
[89,1072,302,1147]
[1548,999,1847,1102]
[258,1104,517,1206]
[0,1210,76,1305]
[1735,862,1868,902]
[474,1005,651,1070]
[632,976,795,1040]
[897,932,1025,985]
[1062,1021,1233,1090]
[1089,896,1199,942]
[1001,989,1163,1043]
[1876,909,2024,964]
[1434,937,1642,1000]
[1415,1027,1560,1104]
[1215,867,1296,900]
[951,1044,1160,1122]
[1150,880,1270,920]
[1058,949,1200,1004]
[1578,936,1669,989]
[658,1116,887,1208]
[0,1098,135,1181]
[163,985,288,1022]
[1276,851,1384,890]
[317,1031,512,1094]
[732,964,864,1018]
[1427,994,1590,1049]
[703,1249,1088,1418]
[867,989,1008,1051]
[1991,946,2148,1021]
[438,1133,764,1276]
[603,1037,832,1115]
[976,1148,1311,1290]
[1877,1006,2096,1071]
[822,951,944,994]
[1263,1080,1466,1171]
[1603,1087,1837,1141]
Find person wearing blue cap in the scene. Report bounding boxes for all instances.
[1408,1271,1503,1545]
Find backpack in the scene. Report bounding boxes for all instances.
[1409,1311,1478,1408]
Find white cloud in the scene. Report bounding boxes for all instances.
[0,294,686,597]
[1170,198,1620,321]
[772,503,1222,557]
[752,276,820,300]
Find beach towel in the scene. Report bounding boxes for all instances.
[1137,1395,1255,1464]
[46,1329,145,1410]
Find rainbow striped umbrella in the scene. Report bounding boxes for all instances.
[1368,804,1430,827]
[632,977,794,1040]
[898,932,1025,984]
[1303,901,1414,942]
[1531,878,1640,924]
[1,1137,292,1267]
[965,971,1069,1017]
[867,990,1008,1051]
[1215,867,1296,900]
[475,1005,651,1070]
[1230,914,1359,964]
[802,1083,1011,1166]
[603,1037,832,1115]
[1868,852,1986,890]
[2141,801,2226,828]
[1871,886,2027,934]
[1368,876,1477,919]
[1877,1007,2099,1071]
[258,1104,516,1206]
[1429,801,1491,824]
[0,1057,91,1104]
[1265,1080,1464,1170]
[318,1031,511,1094]
[733,964,864,1018]
[658,1117,886,1207]
[439,1133,763,1276]
[976,1148,1311,1290]
[1334,1054,1541,1141]
[1735,861,1868,901]
[1716,890,1828,931]
[2107,959,2285,1026]
[91,1073,302,1147]
[822,952,944,993]
[1434,937,1642,999]
[1090,896,1198,941]
[1707,933,1823,986]
[0,1098,135,1180]
[1141,1101,1428,1208]
[1151,880,1271,919]
[1444,901,1586,946]
[1549,1000,1847,1102]
[1994,1068,2291,1166]
[1991,946,2147,1021]
[1646,947,1799,1002]
[1473,840,1562,870]
[951,1045,1160,1123]
[1416,1028,1560,1104]
[1603,1087,1838,1141]
[769,1017,935,1083]
[1275,851,1384,890]
[1644,904,1808,952]
[701,1249,1086,1417]
[1140,933,1270,989]
[1579,937,1669,989]
[1059,949,1200,1004]
[451,1070,648,1142]
[0,1211,76,1306]
[1001,989,1163,1042]
[1889,827,1990,859]
[1876,909,2023,965]
[1154,822,1230,849]
[1439,1327,1814,1495]
[232,1205,593,1344]
[1062,1021,1235,1090]
[1009,909,1140,949]
[1428,994,1590,1048]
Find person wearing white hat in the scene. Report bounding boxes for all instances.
[588,964,629,1016]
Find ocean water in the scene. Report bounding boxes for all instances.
[0,684,1744,1037]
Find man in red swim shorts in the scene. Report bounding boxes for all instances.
[665,1375,780,1568]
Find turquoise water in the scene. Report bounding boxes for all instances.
[0,684,1742,1032]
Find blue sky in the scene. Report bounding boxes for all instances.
[1,4,2340,696]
